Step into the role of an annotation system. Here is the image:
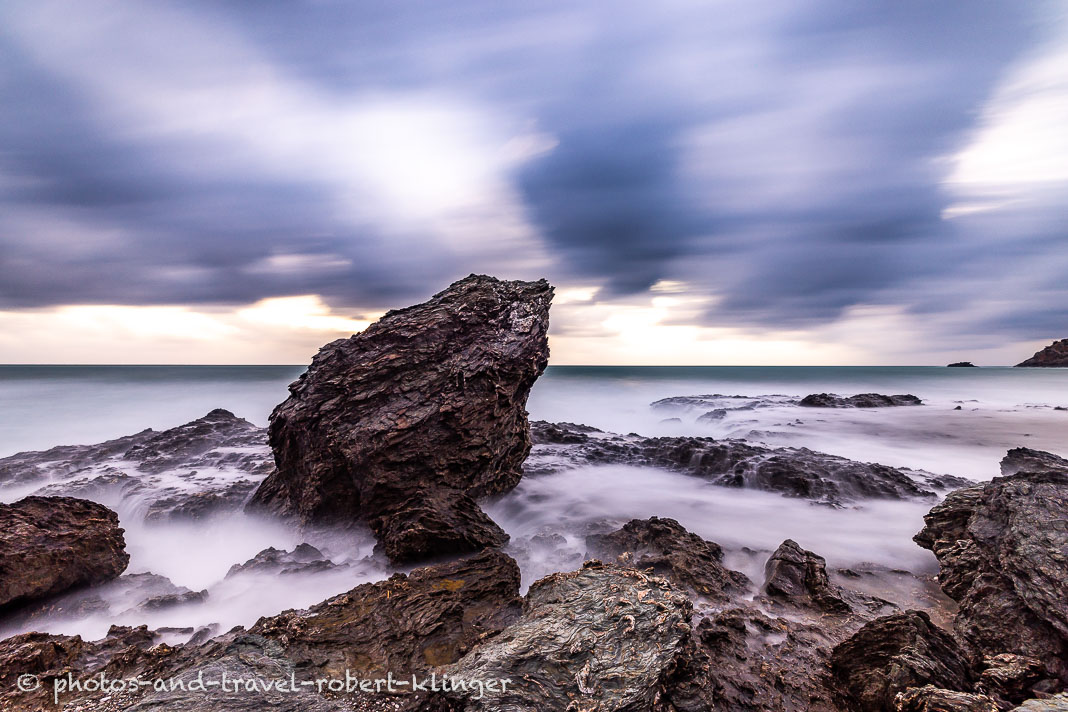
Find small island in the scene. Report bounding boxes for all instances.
[1016,338,1068,367]
[947,361,976,367]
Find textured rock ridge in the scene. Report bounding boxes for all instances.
[249,274,552,562]
[1016,339,1068,367]
[443,560,692,711]
[585,516,751,601]
[0,496,129,612]
[914,451,1068,682]
[830,611,973,712]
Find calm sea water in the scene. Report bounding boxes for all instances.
[2,364,1066,476]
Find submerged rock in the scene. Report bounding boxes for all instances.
[225,543,341,578]
[1015,339,1068,367]
[250,275,552,563]
[0,409,273,523]
[443,560,692,711]
[914,455,1068,681]
[585,516,750,601]
[831,611,974,712]
[527,421,967,505]
[799,393,924,408]
[0,496,129,612]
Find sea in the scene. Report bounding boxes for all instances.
[1,365,1066,640]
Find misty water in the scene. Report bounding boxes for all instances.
[1,365,1066,641]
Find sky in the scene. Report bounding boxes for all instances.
[0,0,1066,365]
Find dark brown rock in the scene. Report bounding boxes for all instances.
[914,463,1068,681]
[250,275,552,563]
[367,486,509,564]
[585,516,750,601]
[763,538,851,614]
[443,560,692,711]
[0,496,129,612]
[976,654,1051,705]
[1015,339,1068,367]
[831,610,973,712]
[0,625,167,711]
[800,393,924,408]
[250,548,523,677]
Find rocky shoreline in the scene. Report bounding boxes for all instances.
[1,275,1066,712]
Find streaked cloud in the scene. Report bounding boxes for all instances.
[0,0,1065,364]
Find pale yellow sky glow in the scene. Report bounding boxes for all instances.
[0,294,1046,366]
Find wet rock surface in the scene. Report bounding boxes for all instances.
[585,516,750,602]
[442,560,692,712]
[1,572,201,633]
[225,543,342,578]
[799,393,924,408]
[528,421,968,505]
[367,486,509,564]
[3,551,523,711]
[249,548,522,678]
[0,496,129,612]
[762,538,851,613]
[250,275,552,563]
[0,409,273,523]
[831,611,973,712]
[914,453,1068,681]
[1015,338,1068,367]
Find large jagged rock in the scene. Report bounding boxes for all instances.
[1016,339,1068,367]
[799,393,923,408]
[584,516,750,602]
[762,539,851,614]
[0,496,129,612]
[442,560,692,711]
[250,275,552,563]
[528,421,968,505]
[0,409,274,523]
[831,611,974,712]
[914,453,1068,681]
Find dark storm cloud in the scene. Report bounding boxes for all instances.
[0,0,1064,341]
